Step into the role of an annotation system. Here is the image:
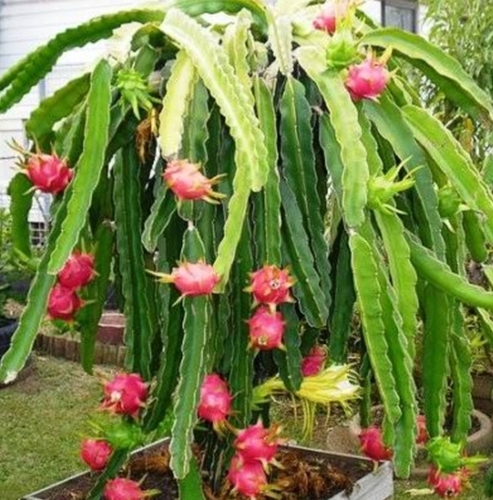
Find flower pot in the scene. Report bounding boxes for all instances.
[97,311,125,345]
[348,405,493,478]
[472,373,493,415]
[21,439,393,500]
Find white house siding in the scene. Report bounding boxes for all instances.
[0,0,145,216]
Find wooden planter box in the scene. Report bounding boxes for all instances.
[21,440,393,500]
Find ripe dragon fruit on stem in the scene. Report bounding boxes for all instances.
[301,345,327,376]
[345,51,391,101]
[154,260,221,297]
[312,0,352,34]
[427,465,466,498]
[57,251,95,290]
[47,283,82,321]
[23,152,73,194]
[359,426,393,462]
[101,373,148,418]
[247,307,286,351]
[227,454,268,500]
[246,265,295,309]
[197,373,232,432]
[80,438,112,471]
[234,421,283,467]
[103,477,157,500]
[163,159,225,203]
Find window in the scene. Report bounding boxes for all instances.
[381,0,418,33]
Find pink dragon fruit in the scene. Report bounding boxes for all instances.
[103,478,146,500]
[24,152,73,194]
[228,454,268,499]
[301,345,327,376]
[80,438,112,471]
[427,466,465,498]
[313,0,351,34]
[345,55,391,101]
[197,373,232,428]
[101,373,148,418]
[157,261,220,297]
[47,283,82,321]
[246,265,294,308]
[163,159,224,203]
[359,426,393,462]
[57,251,95,290]
[234,422,281,466]
[247,307,285,350]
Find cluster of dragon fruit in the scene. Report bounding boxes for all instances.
[12,0,487,498]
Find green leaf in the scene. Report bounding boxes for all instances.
[25,73,90,141]
[170,228,211,479]
[7,174,33,259]
[158,50,198,158]
[349,231,401,424]
[363,97,446,260]
[406,232,493,309]
[0,9,165,113]
[47,59,112,274]
[178,454,206,500]
[297,47,369,228]
[361,28,493,121]
[280,180,329,328]
[113,146,157,380]
[403,105,493,243]
[0,191,72,383]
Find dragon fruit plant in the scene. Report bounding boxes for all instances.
[1,0,493,496]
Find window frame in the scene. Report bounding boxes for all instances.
[381,0,419,33]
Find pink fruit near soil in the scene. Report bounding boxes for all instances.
[80,438,112,471]
[197,373,232,424]
[359,426,393,461]
[234,422,280,465]
[104,477,146,500]
[102,373,148,418]
[228,454,268,499]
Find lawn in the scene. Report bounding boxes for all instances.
[0,354,491,500]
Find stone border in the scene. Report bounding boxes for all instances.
[34,332,126,367]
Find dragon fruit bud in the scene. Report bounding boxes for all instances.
[102,373,148,418]
[416,414,428,445]
[228,454,268,499]
[313,0,351,34]
[234,422,281,465]
[47,283,82,321]
[157,261,221,297]
[104,478,147,500]
[301,345,327,376]
[57,251,95,290]
[247,265,294,307]
[427,466,464,498]
[24,153,72,194]
[247,307,285,351]
[80,438,112,471]
[198,373,232,425]
[359,426,393,462]
[345,55,390,101]
[163,159,224,203]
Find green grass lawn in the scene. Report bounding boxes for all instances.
[0,354,491,500]
[0,355,113,500]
